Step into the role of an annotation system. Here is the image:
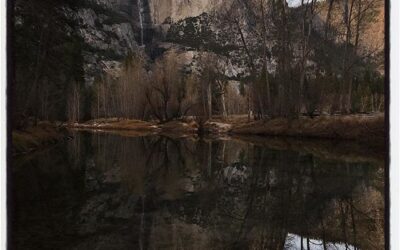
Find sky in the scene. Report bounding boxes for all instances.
[287,0,306,7]
[287,0,323,8]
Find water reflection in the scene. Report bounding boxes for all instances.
[284,234,356,250]
[10,131,384,250]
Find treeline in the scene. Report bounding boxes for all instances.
[90,0,384,123]
[220,0,384,118]
[89,51,248,122]
[12,0,86,127]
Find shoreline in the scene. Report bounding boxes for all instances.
[12,122,71,155]
[230,113,385,144]
[64,113,385,144]
[12,113,385,156]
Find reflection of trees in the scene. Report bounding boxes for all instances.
[12,133,383,249]
[11,142,86,250]
[69,133,384,250]
[146,142,384,250]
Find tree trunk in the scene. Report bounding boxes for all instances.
[207,81,212,120]
[325,0,335,39]
[299,71,305,114]
[261,0,271,116]
[220,91,227,119]
[347,78,353,113]
[341,0,355,114]
[247,92,251,122]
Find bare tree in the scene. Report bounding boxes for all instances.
[145,51,197,122]
[298,0,318,114]
[67,82,81,124]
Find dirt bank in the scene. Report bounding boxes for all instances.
[230,114,385,144]
[65,118,200,136]
[66,114,385,145]
[65,118,160,132]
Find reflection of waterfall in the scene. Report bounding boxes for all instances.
[139,196,145,250]
[138,0,144,46]
[284,234,356,250]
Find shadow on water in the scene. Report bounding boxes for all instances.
[9,131,384,250]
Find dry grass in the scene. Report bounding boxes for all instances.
[68,118,200,135]
[66,118,159,131]
[70,128,158,138]
[65,114,385,144]
[231,113,385,143]
[210,114,250,126]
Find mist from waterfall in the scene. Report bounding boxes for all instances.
[138,0,144,46]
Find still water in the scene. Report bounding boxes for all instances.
[9,131,385,250]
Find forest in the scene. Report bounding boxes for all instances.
[11,0,385,134]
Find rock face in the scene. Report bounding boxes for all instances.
[148,0,224,24]
[75,8,136,84]
[72,0,225,85]
[68,1,139,85]
[60,0,242,86]
[67,0,384,85]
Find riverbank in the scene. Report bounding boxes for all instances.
[12,122,70,155]
[231,113,385,144]
[64,113,385,144]
[65,118,160,131]
[64,118,199,135]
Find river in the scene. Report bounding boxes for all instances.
[9,130,385,249]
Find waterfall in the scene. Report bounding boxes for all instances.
[138,0,144,46]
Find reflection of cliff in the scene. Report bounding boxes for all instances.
[10,132,384,249]
[10,145,85,250]
[76,132,384,250]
